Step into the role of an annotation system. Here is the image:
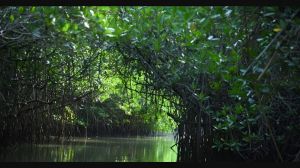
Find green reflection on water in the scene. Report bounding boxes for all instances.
[0,136,177,162]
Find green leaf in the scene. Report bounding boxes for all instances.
[99,6,110,11]
[73,23,78,30]
[234,104,243,114]
[153,39,161,51]
[104,27,116,37]
[9,15,14,22]
[62,23,70,32]
[30,7,36,13]
[84,22,90,28]
[199,92,209,101]
[18,7,25,14]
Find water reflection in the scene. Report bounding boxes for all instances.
[0,136,177,162]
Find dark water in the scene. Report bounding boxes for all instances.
[0,136,177,162]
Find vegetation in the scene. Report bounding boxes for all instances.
[0,6,300,162]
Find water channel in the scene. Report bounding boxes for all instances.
[0,136,177,162]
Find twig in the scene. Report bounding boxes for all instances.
[0,91,6,102]
[262,111,284,162]
[243,9,300,76]
[257,52,277,81]
[242,30,282,76]
[170,142,178,153]
[293,150,300,162]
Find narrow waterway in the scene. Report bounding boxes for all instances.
[0,136,177,162]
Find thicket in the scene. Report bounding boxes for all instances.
[0,6,300,162]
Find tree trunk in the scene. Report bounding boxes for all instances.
[173,83,212,162]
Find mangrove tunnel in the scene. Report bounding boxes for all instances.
[0,6,300,162]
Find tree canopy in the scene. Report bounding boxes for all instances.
[0,6,300,162]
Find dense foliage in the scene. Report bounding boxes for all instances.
[0,6,300,162]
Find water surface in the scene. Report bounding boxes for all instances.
[0,136,177,162]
